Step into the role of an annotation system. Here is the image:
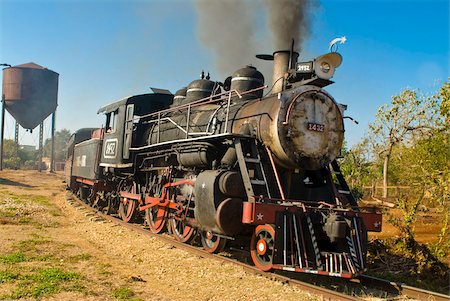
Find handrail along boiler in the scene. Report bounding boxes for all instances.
[66,49,382,278]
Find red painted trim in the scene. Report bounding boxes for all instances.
[242,201,382,230]
[242,202,255,223]
[139,178,195,212]
[120,191,141,201]
[242,202,306,225]
[75,178,95,186]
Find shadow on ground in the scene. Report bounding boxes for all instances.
[0,178,34,188]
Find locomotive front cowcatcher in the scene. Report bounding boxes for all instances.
[66,48,381,278]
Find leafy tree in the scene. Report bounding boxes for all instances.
[390,132,449,206]
[2,139,20,169]
[1,139,37,169]
[43,129,71,161]
[368,88,441,198]
[368,80,449,247]
[439,78,450,124]
[340,139,374,198]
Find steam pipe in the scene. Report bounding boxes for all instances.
[289,39,294,70]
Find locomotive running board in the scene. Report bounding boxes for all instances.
[271,265,355,278]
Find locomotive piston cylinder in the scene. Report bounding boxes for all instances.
[194,170,245,235]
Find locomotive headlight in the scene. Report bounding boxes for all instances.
[320,62,331,74]
[314,52,342,80]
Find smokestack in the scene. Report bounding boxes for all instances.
[272,50,299,93]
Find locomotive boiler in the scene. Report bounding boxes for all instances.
[66,48,382,278]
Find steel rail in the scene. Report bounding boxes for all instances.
[358,274,449,301]
[66,193,448,301]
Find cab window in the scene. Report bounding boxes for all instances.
[106,111,117,133]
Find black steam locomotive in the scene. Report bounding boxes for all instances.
[66,49,381,278]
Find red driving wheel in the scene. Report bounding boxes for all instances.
[250,224,275,271]
[145,206,167,234]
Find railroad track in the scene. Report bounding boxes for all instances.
[357,275,449,301]
[66,193,449,301]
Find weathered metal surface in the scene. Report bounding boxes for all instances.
[171,87,187,107]
[99,93,173,167]
[272,51,299,93]
[232,85,344,170]
[230,65,265,99]
[72,138,102,180]
[184,78,217,104]
[194,170,245,235]
[279,86,344,170]
[2,63,58,129]
[66,128,99,186]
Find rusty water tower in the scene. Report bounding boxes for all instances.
[1,62,59,171]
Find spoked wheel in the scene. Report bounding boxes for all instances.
[145,206,167,234]
[200,231,227,253]
[250,224,275,271]
[118,197,136,223]
[169,218,196,243]
[101,193,115,215]
[96,192,117,215]
[118,181,139,223]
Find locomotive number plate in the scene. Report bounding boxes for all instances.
[307,123,325,132]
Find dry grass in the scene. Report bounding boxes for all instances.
[0,170,316,301]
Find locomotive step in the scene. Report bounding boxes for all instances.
[250,179,266,185]
[338,190,351,194]
[244,158,261,163]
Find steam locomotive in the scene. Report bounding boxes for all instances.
[66,49,381,278]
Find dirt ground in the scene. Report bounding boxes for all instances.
[368,209,444,245]
[0,170,319,301]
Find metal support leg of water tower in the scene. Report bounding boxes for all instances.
[38,121,43,172]
[14,122,19,144]
[50,112,55,173]
[14,122,19,162]
[0,95,5,171]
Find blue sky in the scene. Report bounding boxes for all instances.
[0,0,448,147]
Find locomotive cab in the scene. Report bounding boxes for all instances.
[97,93,173,168]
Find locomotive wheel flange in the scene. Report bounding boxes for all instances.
[200,231,227,253]
[169,218,196,243]
[118,181,139,223]
[119,198,136,223]
[250,224,275,271]
[145,206,167,234]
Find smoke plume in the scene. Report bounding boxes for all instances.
[265,0,311,50]
[195,0,313,77]
[195,0,259,76]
